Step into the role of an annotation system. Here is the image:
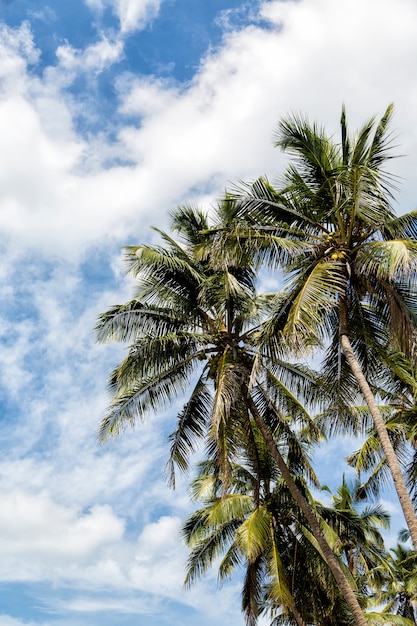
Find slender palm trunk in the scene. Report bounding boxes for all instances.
[245,394,368,626]
[339,297,417,550]
[291,602,307,626]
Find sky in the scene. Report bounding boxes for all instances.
[0,0,416,624]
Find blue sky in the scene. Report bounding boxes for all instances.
[0,0,416,625]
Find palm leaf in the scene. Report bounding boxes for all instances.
[166,377,212,487]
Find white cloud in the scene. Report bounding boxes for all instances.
[112,0,163,34]
[84,0,164,34]
[1,0,417,257]
[84,0,107,12]
[0,493,124,579]
[130,516,184,594]
[0,22,39,95]
[55,35,124,76]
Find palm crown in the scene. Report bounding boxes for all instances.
[96,203,321,487]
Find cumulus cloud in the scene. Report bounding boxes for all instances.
[0,495,123,577]
[0,21,40,95]
[1,0,417,256]
[0,479,189,591]
[130,516,184,594]
[55,35,124,76]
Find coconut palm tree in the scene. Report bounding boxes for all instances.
[229,105,417,548]
[96,203,369,625]
[182,431,321,626]
[372,543,417,624]
[183,448,341,626]
[318,478,390,579]
[183,451,396,625]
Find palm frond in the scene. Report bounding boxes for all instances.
[284,258,345,341]
[383,209,417,240]
[166,377,212,488]
[95,301,186,344]
[356,240,417,281]
[183,519,242,588]
[99,356,197,439]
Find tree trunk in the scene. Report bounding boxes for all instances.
[245,394,368,626]
[291,601,307,626]
[339,297,417,550]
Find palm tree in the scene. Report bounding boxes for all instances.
[230,105,417,548]
[318,478,390,579]
[183,454,396,625]
[368,533,417,625]
[373,543,417,624]
[182,433,320,626]
[96,203,369,625]
[183,447,344,626]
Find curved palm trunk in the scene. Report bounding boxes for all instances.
[245,394,368,626]
[339,298,417,550]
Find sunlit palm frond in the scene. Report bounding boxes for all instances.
[124,243,202,285]
[356,240,417,281]
[183,519,242,588]
[284,258,345,340]
[106,334,206,397]
[95,301,180,343]
[236,505,272,561]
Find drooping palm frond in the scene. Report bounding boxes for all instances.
[95,301,187,343]
[166,377,212,488]
[99,355,198,439]
[382,209,417,240]
[283,257,346,341]
[183,518,243,588]
[355,240,417,282]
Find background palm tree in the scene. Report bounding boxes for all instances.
[182,433,319,626]
[318,478,390,578]
[184,454,398,625]
[373,543,417,624]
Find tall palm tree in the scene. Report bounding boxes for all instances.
[96,203,369,625]
[230,105,417,548]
